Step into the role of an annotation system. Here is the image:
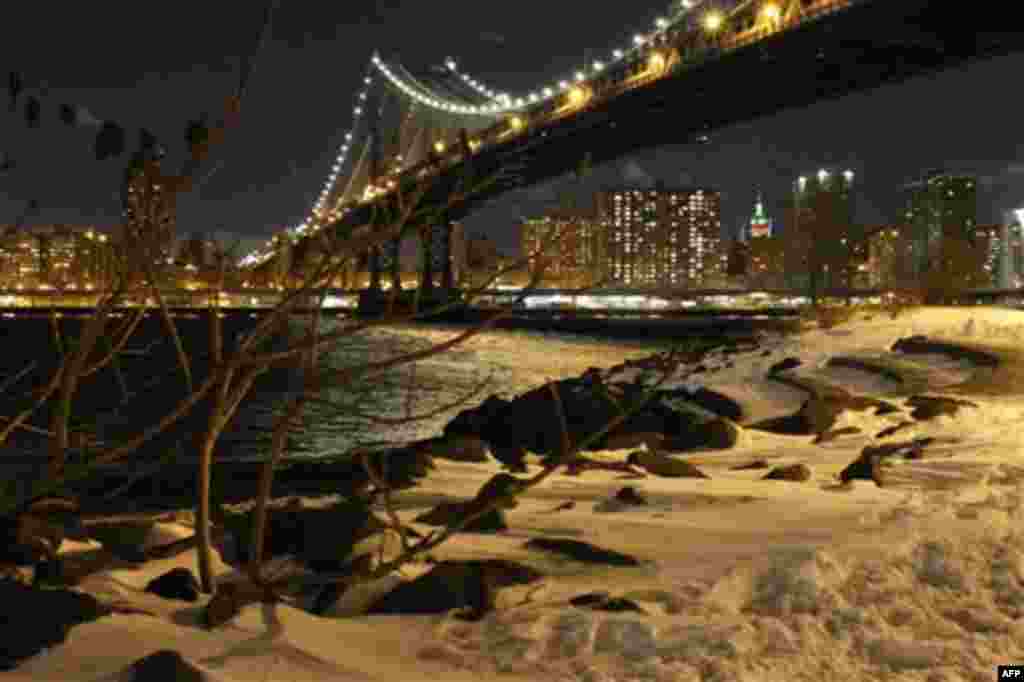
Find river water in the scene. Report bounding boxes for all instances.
[0,315,785,469]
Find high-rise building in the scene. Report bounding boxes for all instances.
[789,168,857,289]
[0,225,112,289]
[748,191,773,240]
[595,184,721,288]
[864,225,915,288]
[902,171,977,277]
[520,208,605,287]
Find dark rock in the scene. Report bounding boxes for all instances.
[484,378,665,461]
[416,435,490,463]
[550,501,576,512]
[627,451,708,479]
[570,591,611,607]
[570,592,646,614]
[614,487,647,506]
[876,422,915,439]
[0,580,110,670]
[691,364,709,374]
[413,503,508,533]
[731,459,770,470]
[874,401,902,416]
[367,560,543,618]
[145,567,200,602]
[768,357,802,375]
[838,439,935,485]
[126,650,204,682]
[891,336,999,367]
[905,395,979,421]
[762,463,812,482]
[202,582,243,629]
[220,498,388,566]
[813,426,862,445]
[443,395,513,439]
[491,443,529,472]
[761,350,773,357]
[524,538,641,566]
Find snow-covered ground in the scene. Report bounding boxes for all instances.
[15,306,1024,681]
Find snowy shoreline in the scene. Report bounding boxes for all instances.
[7,307,1024,681]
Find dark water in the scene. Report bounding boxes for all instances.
[0,313,788,470]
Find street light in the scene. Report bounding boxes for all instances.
[761,2,781,22]
[703,11,724,32]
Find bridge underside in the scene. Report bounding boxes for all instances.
[340,0,1024,229]
[297,0,1024,312]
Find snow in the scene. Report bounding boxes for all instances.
[12,305,1024,681]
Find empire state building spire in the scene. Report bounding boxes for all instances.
[749,191,773,240]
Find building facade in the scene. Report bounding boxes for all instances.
[902,171,977,277]
[788,168,857,290]
[520,208,605,288]
[595,185,722,289]
[0,225,114,289]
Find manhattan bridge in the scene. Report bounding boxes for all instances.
[238,0,1024,312]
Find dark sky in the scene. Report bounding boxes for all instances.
[2,1,1024,258]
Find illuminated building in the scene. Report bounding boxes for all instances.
[520,208,605,287]
[0,225,113,289]
[902,171,977,277]
[864,225,915,288]
[789,168,857,290]
[747,191,773,240]
[595,184,721,288]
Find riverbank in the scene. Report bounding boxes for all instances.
[6,306,1024,680]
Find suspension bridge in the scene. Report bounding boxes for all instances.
[239,0,1024,315]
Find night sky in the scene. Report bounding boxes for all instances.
[2,1,1023,258]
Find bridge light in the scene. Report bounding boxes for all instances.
[648,51,667,71]
[509,115,524,131]
[761,2,781,22]
[575,71,585,82]
[613,49,624,59]
[843,170,855,182]
[543,87,553,97]
[567,85,587,106]
[818,169,830,182]
[633,34,646,46]
[559,80,569,90]
[593,61,604,71]
[655,17,669,29]
[703,11,723,32]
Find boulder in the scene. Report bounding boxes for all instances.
[0,580,110,670]
[768,357,802,375]
[761,463,812,482]
[443,395,512,439]
[124,650,205,682]
[905,395,978,421]
[367,560,543,618]
[570,592,647,614]
[413,503,507,533]
[614,486,647,506]
[145,567,201,602]
[417,434,490,463]
[524,538,641,566]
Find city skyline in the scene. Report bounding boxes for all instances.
[2,2,1024,258]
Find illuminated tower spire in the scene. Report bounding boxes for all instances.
[749,190,773,240]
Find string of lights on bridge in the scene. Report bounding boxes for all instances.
[238,0,813,269]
